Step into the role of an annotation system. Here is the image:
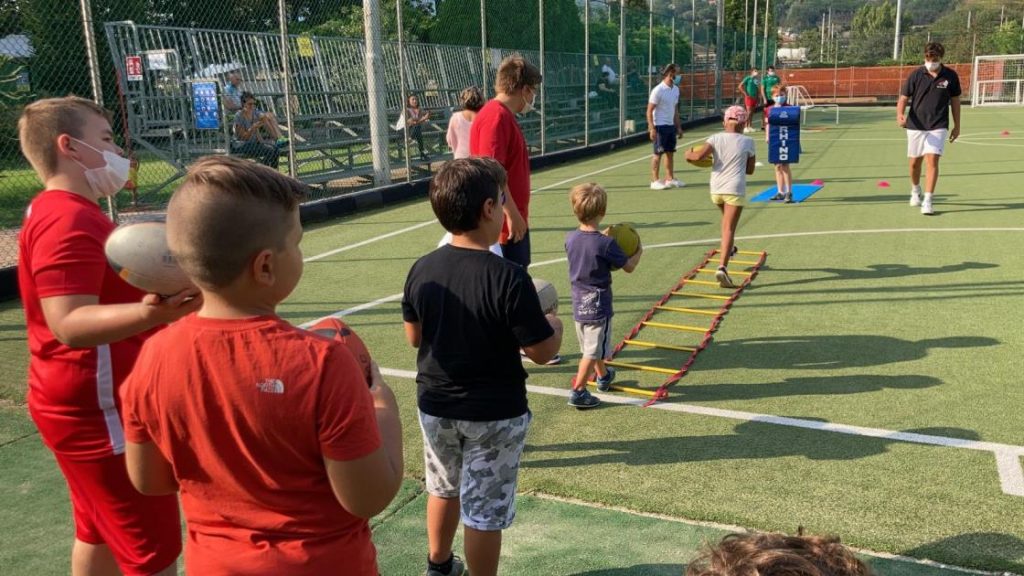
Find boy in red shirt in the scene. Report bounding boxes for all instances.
[17,96,201,576]
[470,55,542,270]
[120,156,404,575]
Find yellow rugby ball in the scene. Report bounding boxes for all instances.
[688,146,713,168]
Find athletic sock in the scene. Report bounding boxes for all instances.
[428,553,455,575]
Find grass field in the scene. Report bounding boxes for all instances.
[2,106,1023,574]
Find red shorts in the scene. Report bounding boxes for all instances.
[54,452,182,575]
[744,95,758,110]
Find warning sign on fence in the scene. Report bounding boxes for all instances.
[297,36,314,58]
[126,56,143,81]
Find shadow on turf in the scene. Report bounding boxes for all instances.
[568,564,684,575]
[903,532,1024,572]
[760,261,998,288]
[699,335,997,370]
[524,422,987,468]
[667,374,941,402]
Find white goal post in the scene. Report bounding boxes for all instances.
[971,54,1024,107]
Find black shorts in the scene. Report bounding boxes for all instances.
[653,125,677,155]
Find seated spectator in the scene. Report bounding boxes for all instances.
[405,94,431,162]
[224,73,285,141]
[595,71,617,106]
[232,91,281,169]
[686,532,873,576]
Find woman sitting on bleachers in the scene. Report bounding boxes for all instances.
[231,91,282,169]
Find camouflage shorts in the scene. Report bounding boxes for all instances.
[418,410,532,531]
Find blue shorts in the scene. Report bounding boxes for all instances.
[653,125,677,155]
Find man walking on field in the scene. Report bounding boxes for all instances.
[897,42,961,216]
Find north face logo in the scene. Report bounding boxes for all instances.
[256,379,285,394]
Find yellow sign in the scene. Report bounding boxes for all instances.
[297,37,314,58]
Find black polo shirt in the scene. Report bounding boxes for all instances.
[901,65,961,131]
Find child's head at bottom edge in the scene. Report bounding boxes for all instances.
[431,157,508,244]
[569,182,607,227]
[167,155,308,308]
[686,531,873,576]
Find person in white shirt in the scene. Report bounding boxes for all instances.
[601,58,618,85]
[446,86,485,159]
[646,63,685,190]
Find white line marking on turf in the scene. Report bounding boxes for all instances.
[301,137,712,262]
[376,368,1024,498]
[995,451,1024,497]
[304,221,438,263]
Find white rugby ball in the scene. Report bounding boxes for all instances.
[532,278,558,315]
[105,221,193,296]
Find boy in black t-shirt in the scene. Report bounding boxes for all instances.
[897,42,961,215]
[402,157,563,576]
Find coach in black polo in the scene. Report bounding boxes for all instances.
[897,42,961,216]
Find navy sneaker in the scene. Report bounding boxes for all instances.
[595,367,616,392]
[425,554,465,576]
[568,387,601,409]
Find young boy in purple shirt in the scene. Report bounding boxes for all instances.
[565,183,642,408]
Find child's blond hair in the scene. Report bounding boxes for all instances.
[18,96,111,181]
[569,182,607,223]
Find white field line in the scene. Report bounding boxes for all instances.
[377,367,1024,498]
[301,136,711,262]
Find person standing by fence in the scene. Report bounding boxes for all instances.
[646,63,685,190]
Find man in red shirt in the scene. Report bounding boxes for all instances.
[470,55,542,270]
[17,97,201,575]
[120,156,404,575]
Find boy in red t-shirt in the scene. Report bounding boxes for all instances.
[17,96,201,576]
[470,55,542,270]
[120,156,404,575]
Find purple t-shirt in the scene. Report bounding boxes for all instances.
[565,229,629,323]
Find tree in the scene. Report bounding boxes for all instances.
[847,1,896,65]
[431,0,584,52]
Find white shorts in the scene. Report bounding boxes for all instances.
[574,318,613,360]
[907,129,947,158]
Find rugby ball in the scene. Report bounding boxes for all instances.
[605,223,641,268]
[308,317,374,385]
[532,278,558,315]
[688,146,713,168]
[105,221,194,296]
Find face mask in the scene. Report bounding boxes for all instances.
[752,71,759,77]
[673,75,682,86]
[71,138,130,198]
[521,88,536,114]
[924,60,940,72]
[775,95,787,105]
[768,70,776,76]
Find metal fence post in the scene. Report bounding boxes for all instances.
[79,0,118,221]
[584,1,590,147]
[648,0,654,95]
[715,0,724,114]
[277,0,297,178]
[481,0,488,97]
[619,0,625,139]
[363,0,392,185]
[539,0,546,155]
[397,0,412,181]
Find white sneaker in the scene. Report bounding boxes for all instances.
[921,196,934,215]
[909,188,922,207]
[650,180,669,190]
[715,266,737,289]
[666,179,686,188]
[743,126,755,134]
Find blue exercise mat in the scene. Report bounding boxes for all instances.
[750,183,824,203]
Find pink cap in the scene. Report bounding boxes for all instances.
[724,105,747,123]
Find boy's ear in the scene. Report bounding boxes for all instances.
[251,249,275,286]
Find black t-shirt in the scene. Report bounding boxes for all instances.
[901,65,961,131]
[402,244,554,421]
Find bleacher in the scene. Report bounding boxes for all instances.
[103,21,649,191]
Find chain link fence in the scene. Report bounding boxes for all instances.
[2,1,1018,270]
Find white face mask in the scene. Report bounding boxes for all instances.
[924,60,941,72]
[71,138,130,198]
[521,88,537,114]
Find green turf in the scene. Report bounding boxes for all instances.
[1,106,1023,573]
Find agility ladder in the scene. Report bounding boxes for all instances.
[592,248,767,405]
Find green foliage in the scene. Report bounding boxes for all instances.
[303,0,433,42]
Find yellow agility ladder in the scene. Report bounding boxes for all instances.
[596,248,767,405]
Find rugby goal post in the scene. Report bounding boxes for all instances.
[971,54,1024,107]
